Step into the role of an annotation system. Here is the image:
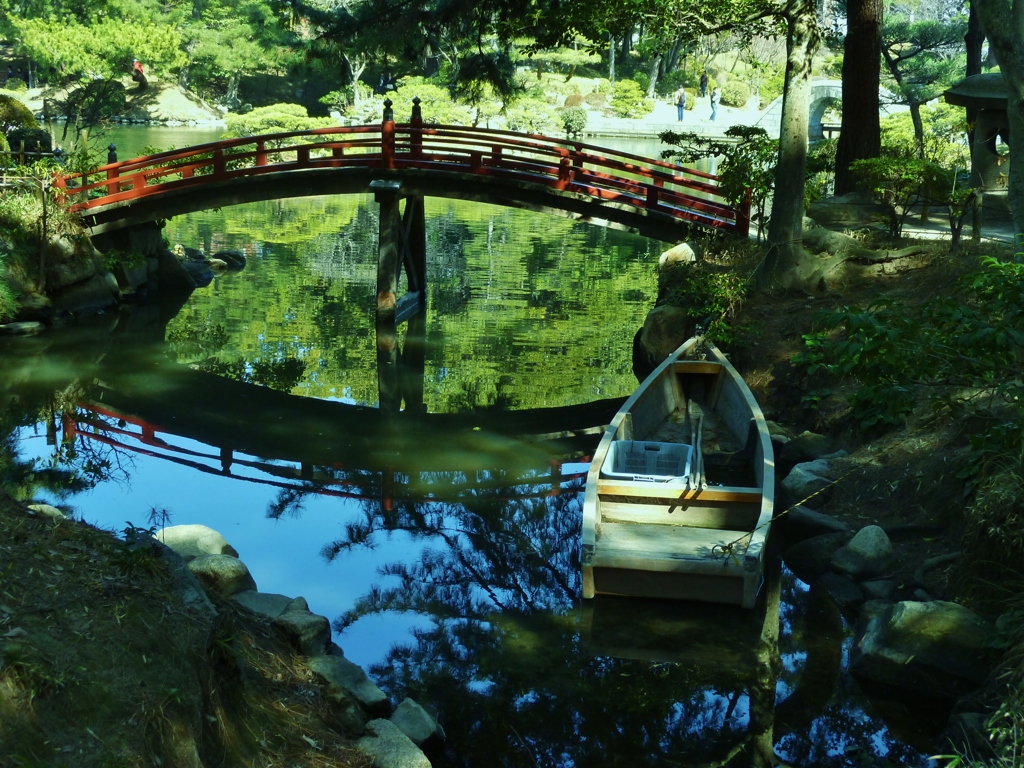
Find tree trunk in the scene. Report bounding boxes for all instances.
[972,1,1024,241]
[609,34,616,84]
[755,0,821,294]
[965,1,984,145]
[647,53,663,98]
[834,0,883,194]
[666,39,683,74]
[225,73,241,108]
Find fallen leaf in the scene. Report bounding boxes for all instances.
[2,627,27,639]
[0,605,14,615]
[301,735,321,750]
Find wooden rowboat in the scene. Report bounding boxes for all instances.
[582,337,775,608]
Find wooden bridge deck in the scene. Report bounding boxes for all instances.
[55,101,750,241]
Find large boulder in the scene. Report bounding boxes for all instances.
[307,647,389,716]
[356,719,431,768]
[390,698,443,747]
[658,242,701,272]
[158,524,239,562]
[782,532,851,583]
[780,505,850,543]
[273,606,331,657]
[851,600,995,699]
[231,590,296,620]
[639,304,694,365]
[779,459,836,508]
[779,431,835,465]
[187,554,257,596]
[831,525,895,580]
[156,248,197,292]
[212,250,246,270]
[48,272,120,315]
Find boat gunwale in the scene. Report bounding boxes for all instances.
[582,338,775,607]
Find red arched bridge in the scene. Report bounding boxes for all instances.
[56,99,750,242]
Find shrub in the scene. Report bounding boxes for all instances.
[564,93,585,108]
[2,78,27,93]
[584,91,606,108]
[633,72,650,94]
[594,78,613,95]
[683,89,696,111]
[560,106,587,139]
[609,80,654,118]
[6,127,50,154]
[720,81,750,108]
[0,94,38,138]
[505,98,557,135]
[225,103,335,139]
[850,156,932,237]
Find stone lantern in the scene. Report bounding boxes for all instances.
[943,73,1010,192]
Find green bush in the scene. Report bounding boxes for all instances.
[559,106,587,139]
[564,93,585,108]
[584,91,606,108]
[633,72,650,94]
[225,103,335,139]
[504,98,557,135]
[594,78,613,95]
[720,81,750,108]
[2,78,27,93]
[683,89,696,111]
[609,80,654,118]
[0,95,38,139]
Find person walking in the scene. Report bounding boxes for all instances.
[709,86,720,122]
[699,70,709,98]
[674,87,686,122]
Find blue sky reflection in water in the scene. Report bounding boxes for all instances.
[7,191,939,767]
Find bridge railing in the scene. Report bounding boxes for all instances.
[54,97,750,236]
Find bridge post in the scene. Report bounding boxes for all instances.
[735,187,753,238]
[371,179,402,412]
[411,96,423,158]
[382,99,396,169]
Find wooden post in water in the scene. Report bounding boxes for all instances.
[371,178,403,412]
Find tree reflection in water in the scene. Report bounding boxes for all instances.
[324,477,935,768]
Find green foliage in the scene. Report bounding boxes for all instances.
[850,156,931,238]
[393,78,474,125]
[805,138,837,209]
[658,70,689,95]
[11,16,186,84]
[793,257,1024,433]
[719,81,750,107]
[660,126,777,242]
[0,254,15,322]
[0,95,38,138]
[559,106,587,139]
[633,71,650,93]
[658,262,749,344]
[224,103,335,139]
[593,78,612,95]
[1,78,27,92]
[113,522,160,586]
[608,80,653,119]
[879,103,969,165]
[504,98,556,134]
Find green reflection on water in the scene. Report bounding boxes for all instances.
[162,197,661,411]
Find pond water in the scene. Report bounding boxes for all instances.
[1,126,939,766]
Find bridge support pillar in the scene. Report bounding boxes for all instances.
[371,179,427,412]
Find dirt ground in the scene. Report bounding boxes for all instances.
[727,235,1018,607]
